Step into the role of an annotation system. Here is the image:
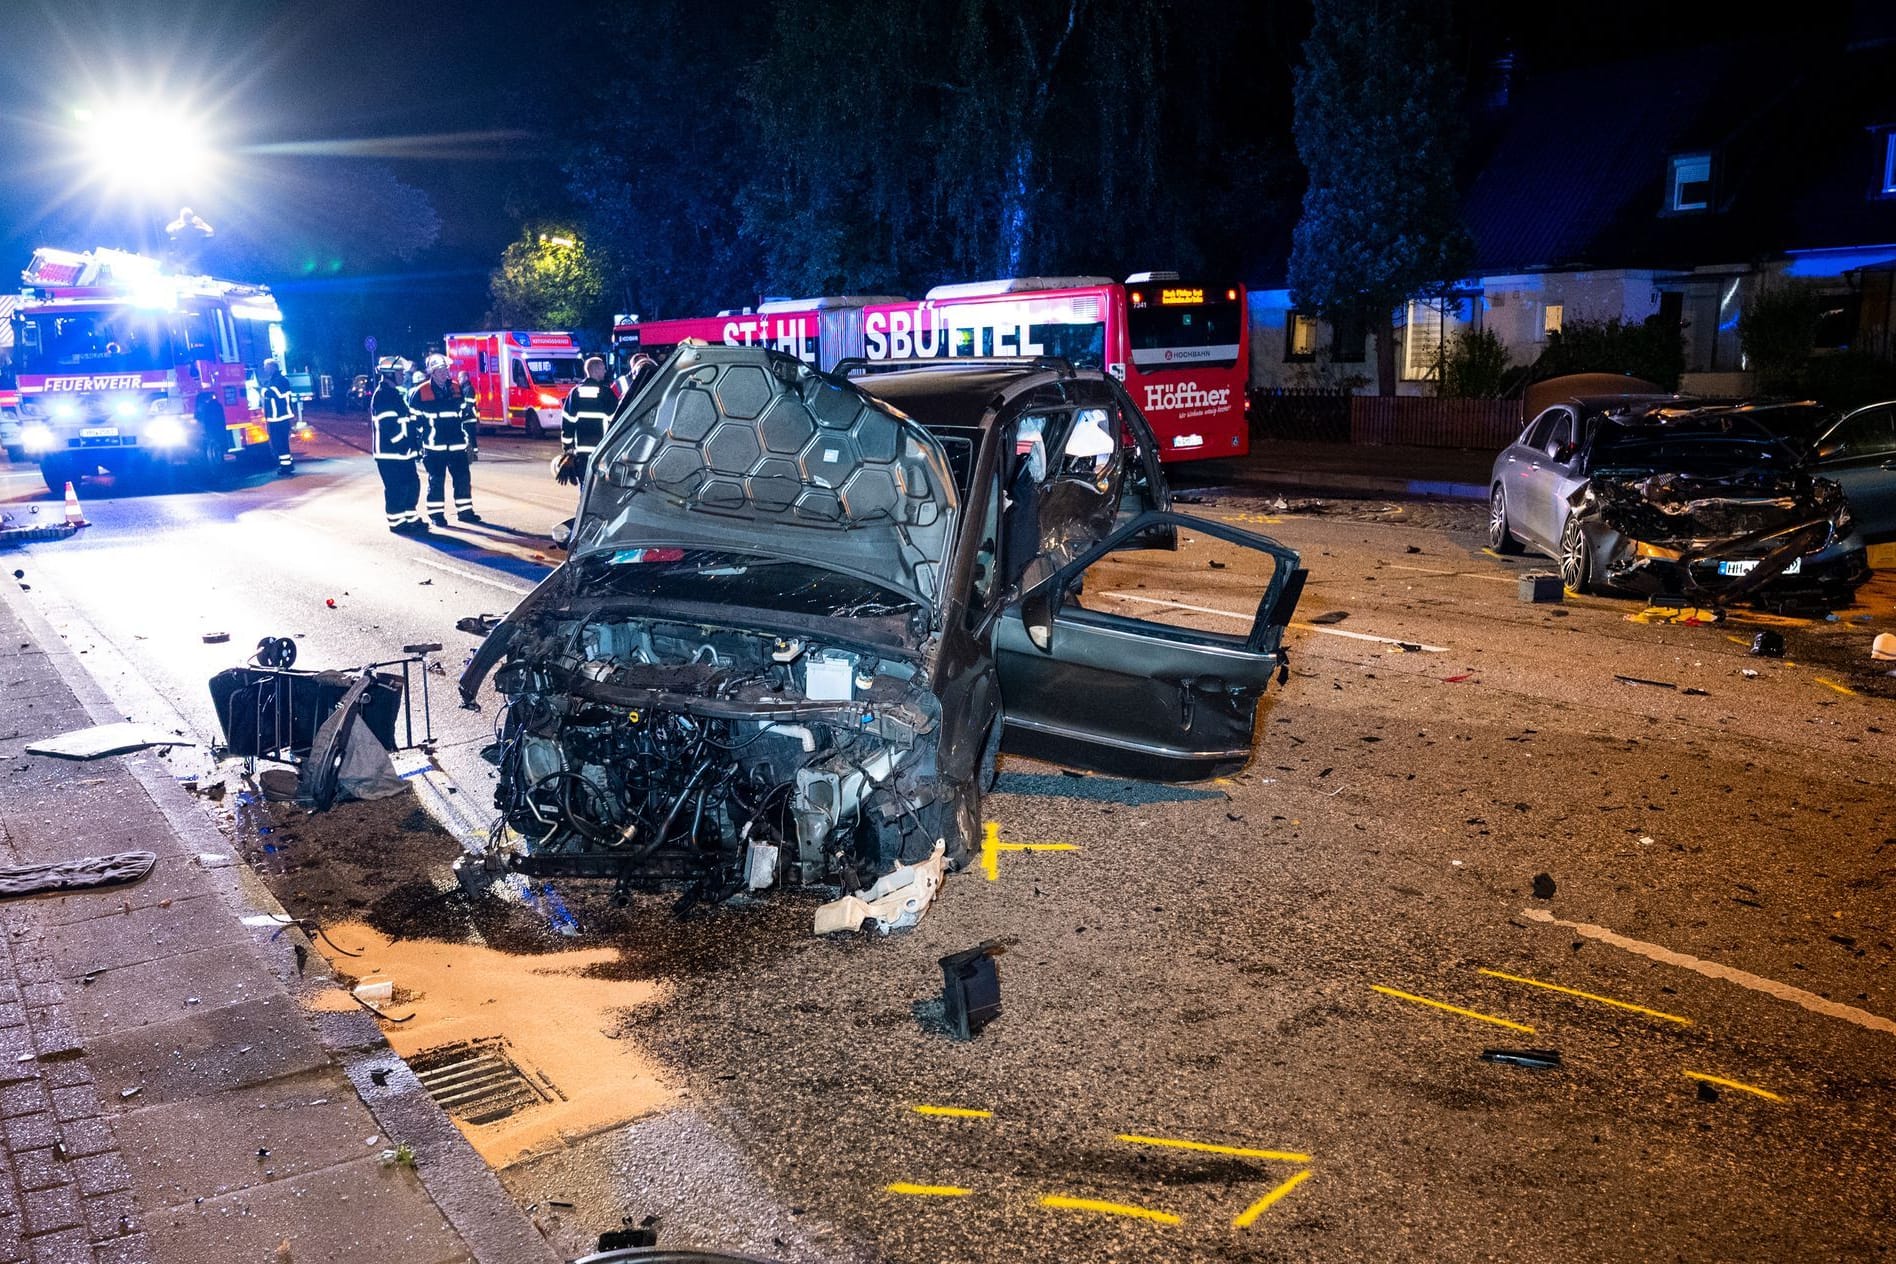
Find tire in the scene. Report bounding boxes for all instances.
[191,404,232,489]
[1559,516,1595,593]
[40,456,77,495]
[531,409,554,440]
[1488,485,1523,553]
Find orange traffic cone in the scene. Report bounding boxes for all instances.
[62,481,89,528]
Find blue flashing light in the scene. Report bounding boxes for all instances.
[1784,245,1896,279]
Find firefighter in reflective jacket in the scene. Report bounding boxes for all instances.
[554,356,619,485]
[260,360,298,476]
[371,357,425,534]
[410,354,481,525]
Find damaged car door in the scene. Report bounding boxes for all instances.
[1812,401,1896,543]
[994,511,1305,781]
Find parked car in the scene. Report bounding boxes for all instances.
[461,346,1306,905]
[1809,400,1896,544]
[1488,395,1868,603]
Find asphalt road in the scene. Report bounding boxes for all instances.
[5,423,1895,1264]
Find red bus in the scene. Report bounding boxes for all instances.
[611,272,1248,461]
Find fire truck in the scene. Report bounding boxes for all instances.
[610,273,1249,460]
[9,247,301,491]
[444,331,585,437]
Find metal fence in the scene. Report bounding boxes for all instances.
[1349,396,1524,448]
[1247,387,1353,443]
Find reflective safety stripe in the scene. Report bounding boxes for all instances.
[374,452,412,461]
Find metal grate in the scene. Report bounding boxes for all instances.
[408,1039,559,1125]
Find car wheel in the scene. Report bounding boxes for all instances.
[1488,485,1523,553]
[191,404,232,488]
[530,410,552,439]
[40,455,77,495]
[1559,516,1594,593]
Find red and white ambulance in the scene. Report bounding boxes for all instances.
[444,330,585,437]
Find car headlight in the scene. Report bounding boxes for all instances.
[22,424,57,453]
[144,417,188,448]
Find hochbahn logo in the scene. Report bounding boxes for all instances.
[41,375,145,392]
[1143,381,1230,412]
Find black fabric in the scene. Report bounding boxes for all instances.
[261,378,297,423]
[378,458,419,523]
[0,851,156,901]
[409,378,470,450]
[371,381,416,458]
[561,379,619,452]
[268,419,293,468]
[423,448,471,515]
[208,667,404,758]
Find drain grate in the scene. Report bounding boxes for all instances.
[408,1039,558,1125]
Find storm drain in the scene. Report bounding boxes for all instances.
[408,1039,560,1125]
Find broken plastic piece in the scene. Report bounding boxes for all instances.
[939,941,1003,1041]
[1518,572,1562,603]
[1531,872,1556,900]
[352,977,393,1005]
[1308,610,1349,625]
[202,631,230,644]
[1750,631,1786,658]
[456,614,503,636]
[1480,1048,1562,1069]
[1614,674,1676,689]
[26,723,194,760]
[813,842,947,935]
[744,840,780,891]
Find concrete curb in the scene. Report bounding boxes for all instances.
[0,577,561,1264]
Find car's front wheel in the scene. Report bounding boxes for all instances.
[1559,516,1595,593]
[1488,485,1523,553]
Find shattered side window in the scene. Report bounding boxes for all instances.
[1834,404,1896,457]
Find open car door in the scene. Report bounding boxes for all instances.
[994,510,1306,781]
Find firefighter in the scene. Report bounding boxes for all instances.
[456,371,480,463]
[410,354,481,525]
[371,357,425,534]
[554,355,619,486]
[260,359,298,476]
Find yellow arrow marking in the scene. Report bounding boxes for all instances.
[981,821,1080,881]
[911,1105,992,1119]
[1039,1195,1180,1225]
[1115,1135,1310,1163]
[1233,1169,1313,1229]
[887,1183,972,1197]
[1684,1071,1783,1101]
[1477,968,1692,1025]
[1371,985,1535,1033]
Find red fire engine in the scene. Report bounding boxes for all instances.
[611,273,1249,461]
[10,247,301,491]
[444,331,585,437]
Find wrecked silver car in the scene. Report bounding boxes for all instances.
[460,346,1305,909]
[1488,397,1868,603]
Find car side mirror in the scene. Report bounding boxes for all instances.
[551,517,574,549]
[1019,587,1054,652]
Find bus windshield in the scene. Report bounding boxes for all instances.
[1127,294,1243,369]
[16,308,174,374]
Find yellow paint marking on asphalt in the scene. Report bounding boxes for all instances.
[1683,1071,1784,1102]
[1039,1195,1181,1225]
[980,821,1080,881]
[887,1183,973,1197]
[1232,1169,1313,1229]
[1813,676,1857,697]
[912,1106,993,1119]
[1115,1134,1311,1163]
[1371,985,1535,1033]
[1477,968,1693,1025]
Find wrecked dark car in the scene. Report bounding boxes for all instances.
[460,346,1305,912]
[1488,397,1868,603]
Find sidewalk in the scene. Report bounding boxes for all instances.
[1179,439,1496,501]
[0,584,557,1264]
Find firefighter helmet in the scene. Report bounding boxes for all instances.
[424,353,450,374]
[375,356,411,378]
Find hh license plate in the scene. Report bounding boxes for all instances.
[79,426,119,438]
[1718,557,1801,577]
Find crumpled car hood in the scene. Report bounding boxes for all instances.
[1583,466,1845,549]
[574,346,960,611]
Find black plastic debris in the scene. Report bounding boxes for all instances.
[1480,1048,1562,1069]
[1614,674,1676,689]
[939,942,1003,1040]
[596,1223,661,1251]
[1750,630,1786,658]
[1696,1080,1721,1102]
[1518,572,1563,603]
[456,614,503,637]
[1531,872,1557,900]
[1309,610,1349,626]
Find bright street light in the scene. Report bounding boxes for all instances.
[73,101,219,200]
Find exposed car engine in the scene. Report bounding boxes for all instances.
[489,610,949,905]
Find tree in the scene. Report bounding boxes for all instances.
[1288,0,1472,395]
[1739,283,1820,396]
[1530,316,1685,390]
[485,227,609,335]
[1439,327,1512,397]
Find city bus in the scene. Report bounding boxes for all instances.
[611,272,1248,461]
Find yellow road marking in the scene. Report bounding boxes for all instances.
[1371,985,1535,1033]
[1477,968,1692,1025]
[912,1105,992,1119]
[1039,1195,1181,1225]
[887,1183,972,1197]
[1813,676,1856,697]
[1115,1134,1311,1163]
[980,821,1080,881]
[1232,1169,1313,1229]
[1684,1071,1783,1102]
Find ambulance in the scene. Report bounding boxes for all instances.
[444,331,585,438]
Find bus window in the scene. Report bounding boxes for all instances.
[1127,292,1243,369]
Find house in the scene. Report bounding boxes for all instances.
[1249,18,1896,397]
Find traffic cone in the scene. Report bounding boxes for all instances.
[62,482,89,528]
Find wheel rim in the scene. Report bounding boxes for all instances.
[1489,489,1508,547]
[1560,522,1587,589]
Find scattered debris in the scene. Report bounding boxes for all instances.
[202,632,230,644]
[597,1222,662,1251]
[1443,673,1475,684]
[377,1143,415,1168]
[1696,1080,1721,1102]
[1518,572,1563,603]
[26,723,194,760]
[1614,674,1676,690]
[197,853,235,869]
[1874,633,1896,662]
[1750,631,1786,658]
[1480,1048,1563,1069]
[352,977,394,1005]
[938,941,1003,1040]
[1405,545,1422,554]
[0,852,156,902]
[1393,641,1423,653]
[813,843,947,935]
[370,1068,390,1087]
[455,614,503,636]
[1531,872,1556,900]
[1681,687,1710,696]
[1308,610,1349,625]
[119,1086,141,1099]
[259,769,300,802]
[1208,559,1226,569]
[1741,669,1760,679]
[325,598,337,609]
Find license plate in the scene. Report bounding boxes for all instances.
[1717,557,1801,577]
[79,426,119,438]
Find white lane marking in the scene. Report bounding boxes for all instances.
[1103,592,1448,652]
[414,556,535,595]
[1520,908,1896,1039]
[1384,563,1516,585]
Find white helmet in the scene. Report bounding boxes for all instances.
[424,353,450,374]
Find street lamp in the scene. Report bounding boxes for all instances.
[73,102,219,202]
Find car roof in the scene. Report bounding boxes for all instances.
[851,364,1113,432]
